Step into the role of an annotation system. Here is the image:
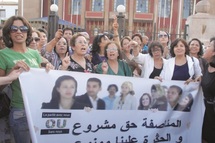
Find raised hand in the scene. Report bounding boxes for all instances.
[112,15,119,32]
[129,40,139,57]
[55,29,63,41]
[61,52,70,70]
[101,60,108,74]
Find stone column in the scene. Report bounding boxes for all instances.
[186,0,215,44]
[209,0,215,15]
[128,0,134,37]
[104,0,109,32]
[80,0,86,29]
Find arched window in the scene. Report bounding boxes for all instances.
[114,0,126,12]
[72,0,81,15]
[92,0,104,11]
[136,0,149,13]
[158,0,171,18]
[183,0,194,18]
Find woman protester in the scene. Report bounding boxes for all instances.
[60,33,94,73]
[91,16,119,68]
[158,31,171,59]
[42,75,84,109]
[42,29,70,69]
[120,36,141,76]
[188,38,207,73]
[201,37,215,143]
[0,16,53,143]
[132,41,166,78]
[157,38,202,84]
[96,41,132,76]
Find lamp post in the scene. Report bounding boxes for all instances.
[116,5,126,39]
[48,4,59,42]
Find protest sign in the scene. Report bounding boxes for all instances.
[19,68,204,143]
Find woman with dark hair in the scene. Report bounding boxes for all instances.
[158,31,171,59]
[138,93,151,110]
[158,38,202,84]
[174,94,193,112]
[60,33,94,73]
[43,37,69,69]
[132,41,167,78]
[96,41,132,76]
[201,37,215,143]
[132,33,143,48]
[42,75,84,109]
[188,38,207,73]
[91,33,110,66]
[120,36,141,76]
[0,16,52,143]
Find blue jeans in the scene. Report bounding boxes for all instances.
[9,108,31,143]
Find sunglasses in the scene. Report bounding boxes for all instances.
[30,37,40,42]
[10,25,28,33]
[158,34,168,38]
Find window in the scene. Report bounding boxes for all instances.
[92,0,104,11]
[72,0,81,15]
[15,9,18,16]
[136,0,148,13]
[51,0,58,5]
[183,0,193,18]
[114,0,126,12]
[158,0,171,18]
[0,10,6,18]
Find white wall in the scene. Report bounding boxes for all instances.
[0,5,18,18]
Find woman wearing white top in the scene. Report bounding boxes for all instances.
[132,41,167,79]
[157,38,202,84]
[113,81,137,110]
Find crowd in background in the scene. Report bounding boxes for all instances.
[0,15,215,143]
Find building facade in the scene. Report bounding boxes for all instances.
[0,0,18,21]
[18,0,204,41]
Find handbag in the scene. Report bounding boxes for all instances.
[0,64,13,118]
[0,91,11,118]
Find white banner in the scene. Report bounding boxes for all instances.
[19,68,204,143]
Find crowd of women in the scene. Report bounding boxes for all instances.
[0,15,215,143]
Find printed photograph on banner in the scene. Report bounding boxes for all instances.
[18,68,203,143]
[40,74,194,112]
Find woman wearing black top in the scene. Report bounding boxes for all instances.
[201,37,215,143]
[42,75,84,109]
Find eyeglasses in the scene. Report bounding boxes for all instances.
[76,40,88,45]
[10,25,28,33]
[30,37,40,42]
[152,48,161,52]
[158,34,168,38]
[106,47,118,52]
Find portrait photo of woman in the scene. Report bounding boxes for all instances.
[174,94,193,112]
[113,81,137,110]
[41,75,85,109]
[138,93,152,110]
